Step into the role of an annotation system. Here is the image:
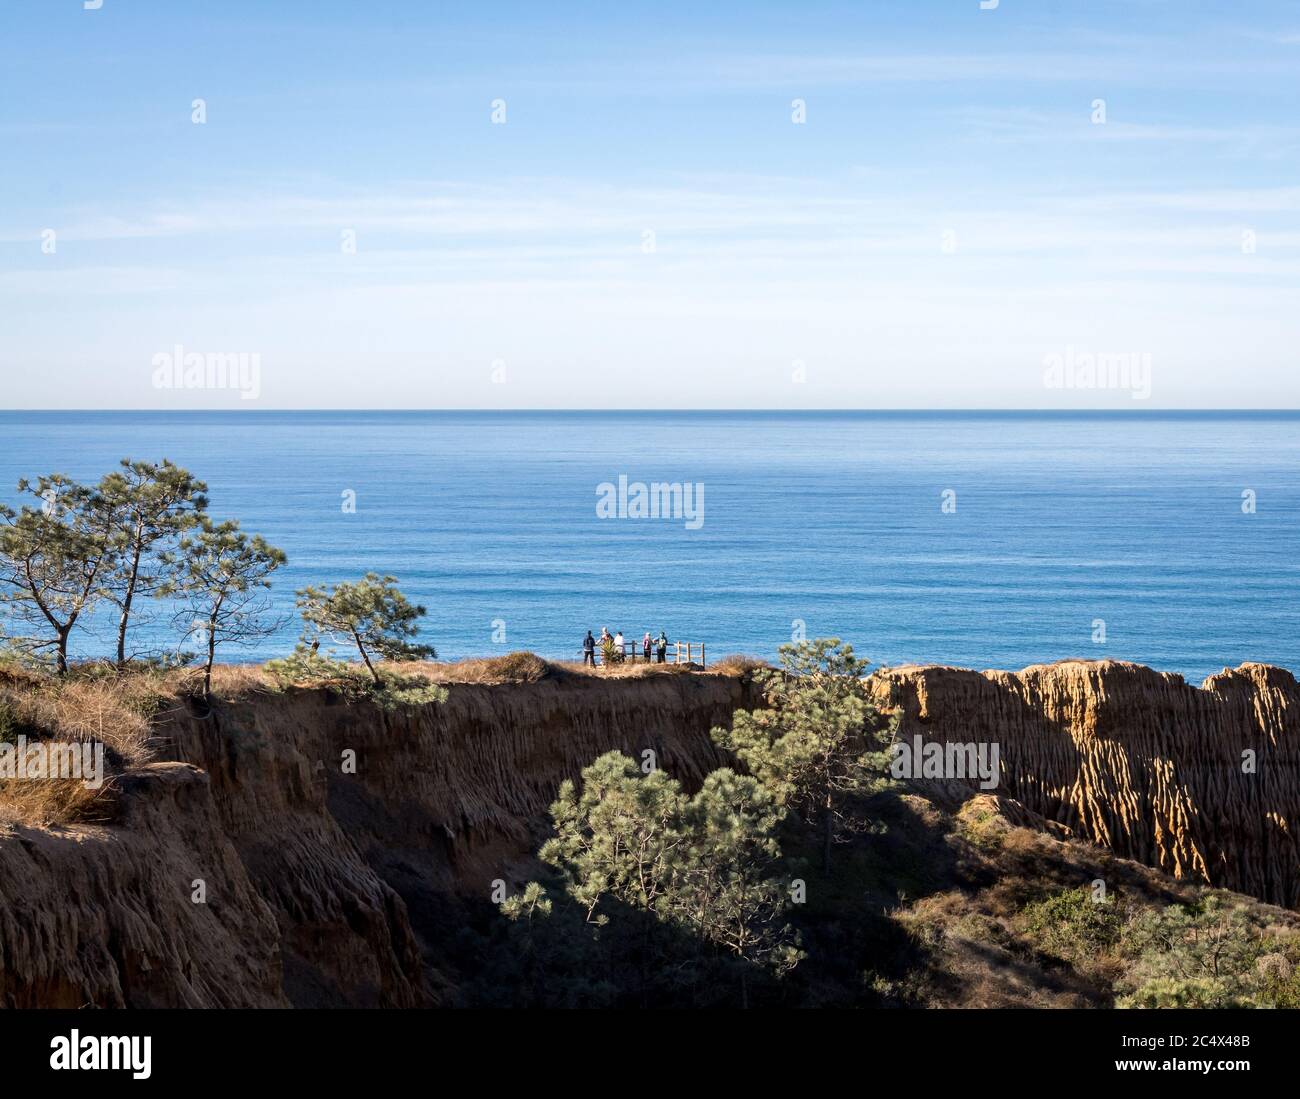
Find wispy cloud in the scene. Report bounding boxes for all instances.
[6,176,1296,307]
[953,107,1300,155]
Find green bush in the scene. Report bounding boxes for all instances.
[1116,892,1292,1008]
[1022,886,1127,966]
[1257,948,1300,1008]
[265,645,447,711]
[1023,886,1300,1008]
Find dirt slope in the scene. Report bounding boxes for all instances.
[2,660,1297,1007]
[1,670,750,1007]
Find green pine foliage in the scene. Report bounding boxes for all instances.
[295,573,435,686]
[0,475,121,674]
[1117,892,1300,1008]
[159,519,286,697]
[711,638,898,873]
[95,459,208,666]
[264,643,447,710]
[494,751,802,1007]
[0,462,446,712]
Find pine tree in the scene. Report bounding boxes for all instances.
[528,751,801,1005]
[711,638,897,874]
[0,474,120,674]
[295,573,434,685]
[97,459,208,666]
[675,767,804,1005]
[161,518,286,696]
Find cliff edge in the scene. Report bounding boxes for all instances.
[1,659,1297,1007]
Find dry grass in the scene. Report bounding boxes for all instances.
[0,666,166,827]
[13,678,160,765]
[0,775,121,828]
[209,652,712,691]
[203,653,754,690]
[553,660,700,679]
[200,663,275,697]
[419,652,751,683]
[421,652,554,684]
[710,654,770,675]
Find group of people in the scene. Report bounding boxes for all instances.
[582,627,669,666]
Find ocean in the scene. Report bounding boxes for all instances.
[0,411,1296,683]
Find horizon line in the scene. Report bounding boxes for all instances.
[3,407,1299,416]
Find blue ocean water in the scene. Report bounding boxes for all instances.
[0,411,1296,683]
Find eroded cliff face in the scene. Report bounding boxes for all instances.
[2,660,1297,1009]
[0,671,750,1008]
[871,660,1300,908]
[0,763,287,1008]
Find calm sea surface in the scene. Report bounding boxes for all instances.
[1,411,1296,683]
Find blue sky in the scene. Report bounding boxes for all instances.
[2,0,1298,408]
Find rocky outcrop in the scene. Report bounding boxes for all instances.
[0,763,286,1008]
[3,659,1298,1008]
[871,660,1300,908]
[1,670,751,1008]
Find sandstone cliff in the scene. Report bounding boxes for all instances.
[2,659,1297,1008]
[0,670,750,1008]
[0,762,286,1008]
[871,660,1300,908]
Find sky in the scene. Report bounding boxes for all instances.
[1,0,1298,410]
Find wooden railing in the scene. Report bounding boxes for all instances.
[670,641,704,666]
[579,640,706,668]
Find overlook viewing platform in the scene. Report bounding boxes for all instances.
[579,639,706,667]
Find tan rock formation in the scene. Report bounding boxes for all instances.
[871,660,1300,907]
[0,762,285,1008]
[3,659,1296,1008]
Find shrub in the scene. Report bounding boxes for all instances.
[1257,949,1300,1008]
[264,645,362,693]
[265,645,447,711]
[955,796,1012,853]
[1022,886,1127,965]
[712,655,769,675]
[1020,886,1300,1008]
[480,651,550,683]
[1116,892,1289,1008]
[375,671,449,710]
